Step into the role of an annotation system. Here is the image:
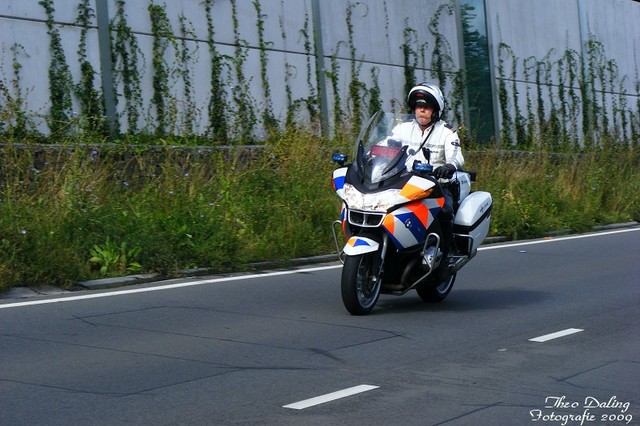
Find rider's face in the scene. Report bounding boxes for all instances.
[415,104,433,126]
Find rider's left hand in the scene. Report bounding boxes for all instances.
[434,163,456,179]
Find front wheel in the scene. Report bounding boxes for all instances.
[341,252,381,315]
[416,267,456,303]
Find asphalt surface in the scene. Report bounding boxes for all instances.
[1,226,639,425]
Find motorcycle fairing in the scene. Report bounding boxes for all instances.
[382,197,444,249]
[332,167,348,198]
[342,236,380,255]
[395,175,437,203]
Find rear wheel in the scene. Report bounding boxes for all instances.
[341,252,381,315]
[416,266,456,303]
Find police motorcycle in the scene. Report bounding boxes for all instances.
[331,111,492,315]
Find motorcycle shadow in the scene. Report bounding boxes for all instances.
[376,288,551,313]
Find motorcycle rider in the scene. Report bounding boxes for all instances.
[389,82,464,274]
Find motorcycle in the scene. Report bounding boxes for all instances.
[331,111,492,315]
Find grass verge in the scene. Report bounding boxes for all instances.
[1,134,638,291]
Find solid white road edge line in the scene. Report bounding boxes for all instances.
[2,227,638,310]
[529,328,584,342]
[0,264,342,310]
[283,384,380,410]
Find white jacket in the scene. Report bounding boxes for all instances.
[389,119,464,171]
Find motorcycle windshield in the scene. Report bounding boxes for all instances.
[354,111,417,184]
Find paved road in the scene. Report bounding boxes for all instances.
[1,228,639,425]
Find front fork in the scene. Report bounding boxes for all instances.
[331,220,345,263]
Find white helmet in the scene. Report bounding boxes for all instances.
[407,82,445,120]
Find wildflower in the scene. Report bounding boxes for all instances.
[20,229,27,235]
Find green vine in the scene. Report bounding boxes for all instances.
[178,15,199,136]
[111,0,143,133]
[39,0,74,136]
[75,0,106,136]
[523,56,537,148]
[328,51,344,129]
[555,49,569,150]
[635,64,640,148]
[510,53,525,149]
[299,8,318,122]
[497,42,513,146]
[368,67,382,117]
[253,0,278,134]
[278,11,295,128]
[581,37,605,149]
[203,0,228,143]
[148,2,178,137]
[563,48,581,148]
[230,0,257,142]
[0,44,31,138]
[346,2,367,128]
[402,22,418,109]
[428,2,456,91]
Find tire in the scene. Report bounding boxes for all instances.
[341,252,381,315]
[416,267,456,303]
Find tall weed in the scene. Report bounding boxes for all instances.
[469,147,639,239]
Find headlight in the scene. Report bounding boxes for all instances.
[343,183,400,211]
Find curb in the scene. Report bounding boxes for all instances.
[77,274,161,290]
[76,254,341,291]
[77,220,638,291]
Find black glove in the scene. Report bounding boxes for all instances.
[434,163,457,179]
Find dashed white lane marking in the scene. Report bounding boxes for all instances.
[283,384,379,410]
[529,328,584,342]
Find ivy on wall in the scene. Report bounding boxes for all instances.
[230,0,257,142]
[148,2,178,137]
[253,0,277,134]
[0,44,31,137]
[2,0,638,150]
[75,0,106,136]
[111,0,143,134]
[177,15,200,136]
[203,0,228,143]
[495,31,640,151]
[39,0,74,136]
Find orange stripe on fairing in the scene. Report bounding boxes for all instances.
[399,182,428,200]
[382,214,395,234]
[405,201,430,227]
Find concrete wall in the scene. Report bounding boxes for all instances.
[485,0,640,141]
[0,0,638,142]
